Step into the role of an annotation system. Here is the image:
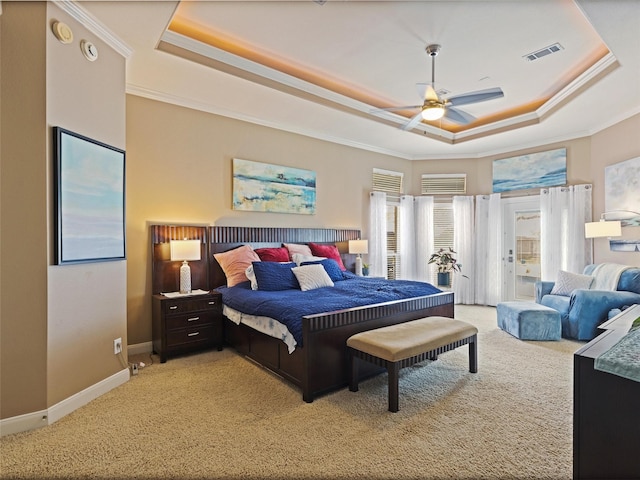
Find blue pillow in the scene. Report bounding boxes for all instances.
[301,258,345,282]
[251,262,299,291]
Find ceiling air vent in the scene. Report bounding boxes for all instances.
[421,174,466,195]
[524,43,564,62]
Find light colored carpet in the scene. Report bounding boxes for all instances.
[0,306,583,479]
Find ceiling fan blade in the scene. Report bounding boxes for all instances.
[417,83,439,101]
[400,112,424,131]
[444,107,476,125]
[446,87,504,107]
[371,105,423,113]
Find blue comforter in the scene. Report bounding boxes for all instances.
[217,274,442,346]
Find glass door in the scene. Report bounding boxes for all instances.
[503,197,541,301]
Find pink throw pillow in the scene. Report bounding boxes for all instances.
[214,245,260,287]
[283,243,313,259]
[308,242,346,271]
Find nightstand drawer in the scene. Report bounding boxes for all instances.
[163,297,220,314]
[166,325,215,348]
[152,292,223,362]
[165,311,215,330]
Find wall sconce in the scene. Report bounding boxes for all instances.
[585,210,640,239]
[349,239,368,276]
[170,240,201,293]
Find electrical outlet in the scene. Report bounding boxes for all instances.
[114,337,122,355]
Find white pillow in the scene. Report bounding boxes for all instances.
[284,243,313,258]
[292,264,334,291]
[291,253,326,266]
[245,265,258,290]
[550,270,594,296]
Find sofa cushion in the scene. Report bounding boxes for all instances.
[583,264,640,294]
[618,269,640,295]
[540,294,571,316]
[550,270,593,296]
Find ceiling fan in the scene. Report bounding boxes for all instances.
[377,44,504,131]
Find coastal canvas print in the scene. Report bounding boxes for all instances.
[493,148,566,193]
[605,156,640,252]
[233,158,316,214]
[54,127,126,264]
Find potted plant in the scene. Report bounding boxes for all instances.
[362,263,369,276]
[428,247,464,286]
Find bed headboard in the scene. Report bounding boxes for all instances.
[151,225,361,292]
[208,226,361,288]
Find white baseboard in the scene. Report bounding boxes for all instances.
[0,409,49,437]
[128,341,152,355]
[1,367,129,437]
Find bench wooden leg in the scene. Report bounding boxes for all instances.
[388,361,400,412]
[469,334,478,373]
[349,349,359,392]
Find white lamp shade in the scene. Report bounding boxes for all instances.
[170,240,201,261]
[584,220,622,239]
[348,239,368,255]
[421,106,445,121]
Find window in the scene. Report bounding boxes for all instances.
[373,169,403,279]
[421,173,466,195]
[420,175,459,285]
[431,201,454,285]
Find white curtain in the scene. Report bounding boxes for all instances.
[414,196,435,283]
[369,191,388,278]
[540,184,592,280]
[475,193,502,306]
[453,196,475,304]
[398,195,416,280]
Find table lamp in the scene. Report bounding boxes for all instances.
[349,239,368,276]
[170,239,201,293]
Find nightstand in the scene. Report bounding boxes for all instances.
[152,291,223,363]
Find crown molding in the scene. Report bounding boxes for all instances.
[53,0,132,58]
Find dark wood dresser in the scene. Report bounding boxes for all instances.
[573,304,640,480]
[152,292,223,363]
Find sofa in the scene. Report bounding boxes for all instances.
[535,264,640,340]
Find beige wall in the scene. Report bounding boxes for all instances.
[0,2,127,421]
[1,1,49,419]
[125,95,412,344]
[590,114,640,266]
[410,137,593,196]
[45,3,128,407]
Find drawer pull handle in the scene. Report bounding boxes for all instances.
[208,301,216,305]
[187,317,200,322]
[187,332,200,337]
[169,306,178,310]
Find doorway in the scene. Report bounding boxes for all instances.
[503,196,541,301]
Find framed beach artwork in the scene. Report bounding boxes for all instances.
[605,156,640,252]
[493,148,566,193]
[54,127,126,264]
[232,158,316,214]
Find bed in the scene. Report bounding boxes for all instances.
[208,226,454,402]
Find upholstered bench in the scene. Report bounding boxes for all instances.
[347,316,478,412]
[497,301,561,341]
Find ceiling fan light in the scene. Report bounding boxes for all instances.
[421,104,445,121]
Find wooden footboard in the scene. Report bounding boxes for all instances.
[301,291,454,402]
[223,291,454,402]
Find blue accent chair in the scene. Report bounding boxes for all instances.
[535,264,640,340]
